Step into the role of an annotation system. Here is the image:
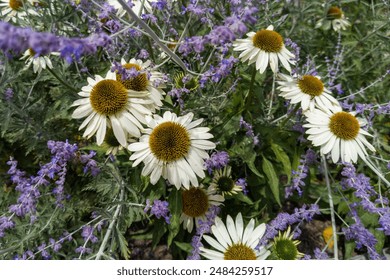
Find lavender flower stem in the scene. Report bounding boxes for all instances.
[95,177,125,260]
[116,0,187,72]
[363,157,390,188]
[322,154,338,260]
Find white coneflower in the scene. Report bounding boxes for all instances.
[115,58,166,112]
[315,6,351,32]
[271,227,304,260]
[277,73,340,112]
[233,25,295,74]
[20,49,58,74]
[128,111,216,189]
[0,0,37,22]
[209,166,242,197]
[71,70,153,147]
[303,107,376,163]
[180,185,224,232]
[200,213,270,260]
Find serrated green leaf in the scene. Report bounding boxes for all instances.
[114,226,130,260]
[262,156,281,206]
[271,143,292,183]
[167,187,182,246]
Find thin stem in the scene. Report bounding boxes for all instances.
[363,157,390,188]
[267,72,277,119]
[245,67,257,108]
[94,179,125,260]
[278,104,300,127]
[322,154,338,260]
[116,0,187,72]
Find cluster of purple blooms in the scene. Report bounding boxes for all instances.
[239,117,259,145]
[258,204,320,247]
[0,141,99,239]
[341,163,390,259]
[236,178,249,195]
[199,56,239,85]
[144,199,172,224]
[13,231,73,260]
[187,205,221,260]
[204,151,229,174]
[0,21,111,63]
[285,149,317,198]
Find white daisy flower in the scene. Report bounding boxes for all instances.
[128,111,216,189]
[303,107,376,163]
[233,25,295,74]
[20,49,59,74]
[71,71,153,147]
[315,6,351,32]
[115,58,166,112]
[200,213,270,260]
[277,73,341,112]
[0,0,37,22]
[180,185,224,232]
[107,0,153,17]
[210,166,242,197]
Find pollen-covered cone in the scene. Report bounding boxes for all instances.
[303,107,376,163]
[128,111,216,190]
[115,58,166,112]
[180,185,224,233]
[200,213,270,260]
[71,71,153,147]
[233,25,295,74]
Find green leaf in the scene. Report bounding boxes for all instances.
[114,226,131,260]
[167,188,182,246]
[262,156,281,206]
[152,219,168,247]
[270,143,292,183]
[174,241,193,253]
[373,229,385,253]
[344,240,356,259]
[233,192,254,205]
[245,153,264,178]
